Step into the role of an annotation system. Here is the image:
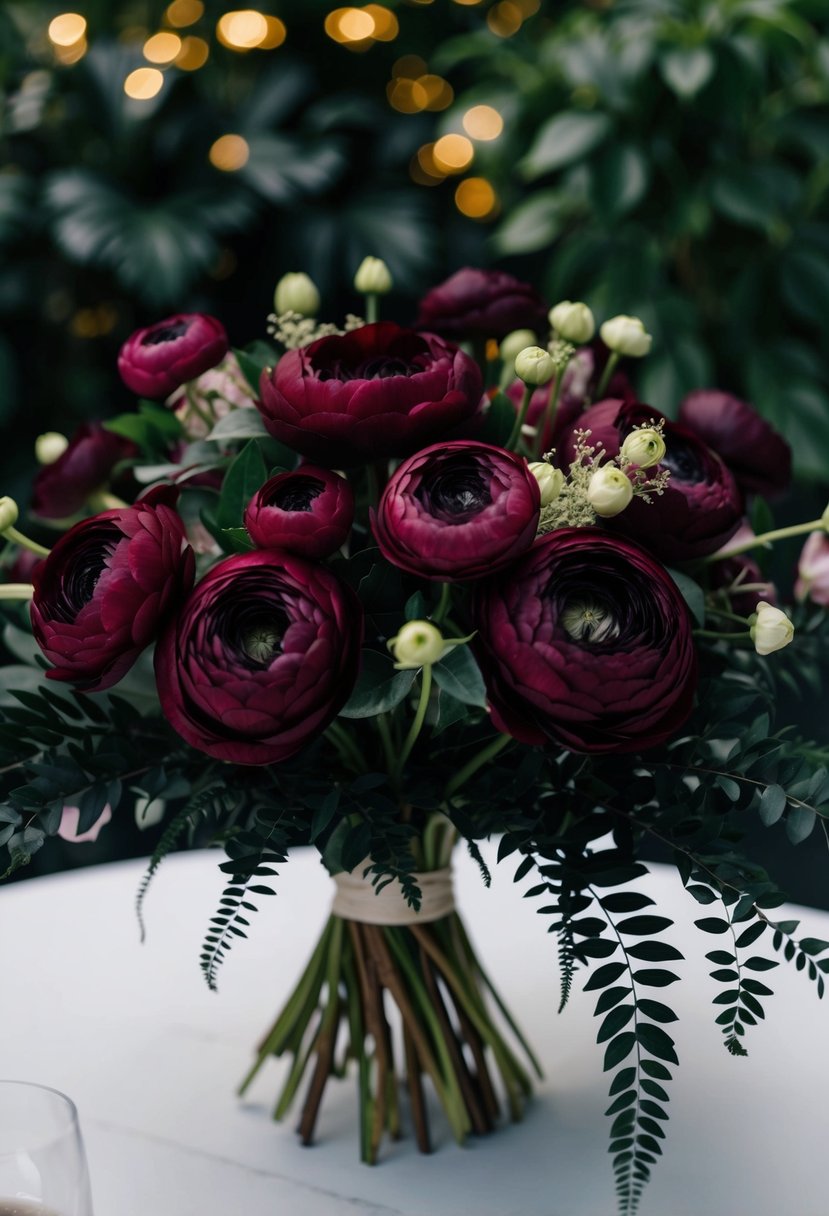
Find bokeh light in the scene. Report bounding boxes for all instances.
[216,10,269,50]
[487,1,523,36]
[413,143,446,186]
[364,5,398,41]
[48,13,87,47]
[387,78,430,114]
[455,176,498,219]
[209,134,250,171]
[259,16,287,48]
[165,0,205,27]
[462,104,503,140]
[175,35,210,69]
[53,38,88,64]
[144,32,183,64]
[124,68,165,100]
[432,133,474,173]
[392,55,427,78]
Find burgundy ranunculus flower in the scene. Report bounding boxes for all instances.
[559,399,743,562]
[474,528,697,754]
[31,423,135,520]
[31,487,195,692]
[155,550,363,765]
[416,268,547,341]
[257,322,482,467]
[679,389,791,498]
[244,467,354,559]
[118,313,229,399]
[372,441,540,581]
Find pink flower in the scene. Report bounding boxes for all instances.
[168,353,256,440]
[58,804,112,843]
[796,531,829,605]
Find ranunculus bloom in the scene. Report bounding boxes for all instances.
[474,528,697,754]
[678,390,791,499]
[416,268,547,341]
[31,487,195,692]
[58,804,112,844]
[244,467,354,559]
[559,400,743,562]
[372,441,540,581]
[796,530,829,605]
[168,352,256,440]
[257,322,482,466]
[118,313,229,399]
[155,550,363,765]
[31,423,135,520]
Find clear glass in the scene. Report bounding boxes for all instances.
[0,1082,93,1215]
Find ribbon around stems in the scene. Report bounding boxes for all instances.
[331,862,455,925]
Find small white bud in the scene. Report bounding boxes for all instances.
[600,314,653,358]
[548,300,595,345]
[499,329,538,367]
[514,345,555,387]
[389,620,445,669]
[620,427,666,469]
[354,256,393,296]
[273,272,321,318]
[35,432,70,466]
[750,602,794,656]
[528,462,565,507]
[0,497,19,532]
[587,467,634,517]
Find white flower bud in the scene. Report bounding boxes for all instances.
[273,272,321,318]
[389,620,445,669]
[599,315,653,358]
[587,467,634,517]
[499,329,537,366]
[750,601,794,656]
[0,496,19,532]
[514,346,555,387]
[354,256,393,296]
[528,462,565,507]
[620,427,666,469]
[35,432,69,466]
[548,300,595,345]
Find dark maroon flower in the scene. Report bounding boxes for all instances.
[474,528,697,754]
[416,268,547,341]
[2,549,43,584]
[372,441,540,581]
[155,550,363,765]
[244,467,354,559]
[257,322,482,466]
[679,389,791,498]
[31,487,195,692]
[118,313,229,399]
[559,399,743,562]
[31,423,135,520]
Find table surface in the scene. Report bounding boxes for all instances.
[1,844,827,1216]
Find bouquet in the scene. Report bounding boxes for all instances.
[2,259,828,1215]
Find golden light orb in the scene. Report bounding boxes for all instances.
[124,68,165,100]
[487,1,523,36]
[54,37,88,64]
[419,74,453,111]
[216,10,269,49]
[175,35,210,69]
[462,104,504,141]
[338,8,375,40]
[48,13,87,47]
[259,16,287,47]
[209,134,250,171]
[432,133,474,173]
[364,4,398,40]
[392,54,427,78]
[165,0,205,27]
[455,176,498,220]
[143,32,183,63]
[387,78,430,113]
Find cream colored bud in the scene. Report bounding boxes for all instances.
[587,467,634,517]
[528,462,565,507]
[548,300,595,345]
[0,496,19,532]
[389,620,445,669]
[35,431,69,466]
[354,256,393,295]
[599,314,653,358]
[750,602,794,656]
[620,427,666,469]
[515,346,555,387]
[499,329,537,366]
[274,272,321,318]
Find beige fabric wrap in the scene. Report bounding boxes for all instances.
[331,862,455,925]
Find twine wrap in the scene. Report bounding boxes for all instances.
[331,861,455,925]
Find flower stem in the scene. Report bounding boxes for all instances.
[704,519,825,563]
[375,712,397,776]
[705,606,751,627]
[432,582,452,625]
[185,382,215,431]
[505,385,532,452]
[593,350,619,402]
[396,665,432,779]
[535,365,564,459]
[693,628,751,641]
[0,583,35,600]
[326,721,367,774]
[3,527,50,558]
[444,734,511,799]
[365,294,379,324]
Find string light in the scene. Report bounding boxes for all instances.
[165,0,205,27]
[209,134,250,171]
[462,104,503,140]
[143,32,183,63]
[48,13,87,46]
[216,10,269,49]
[432,133,474,173]
[124,68,164,100]
[175,35,210,69]
[455,177,498,220]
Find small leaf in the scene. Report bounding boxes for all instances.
[432,646,488,709]
[758,784,787,826]
[584,962,628,990]
[638,999,678,1024]
[616,915,673,936]
[695,917,730,934]
[735,921,766,949]
[603,1031,636,1071]
[598,1005,635,1043]
[637,1023,679,1065]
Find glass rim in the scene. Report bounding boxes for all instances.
[0,1080,80,1152]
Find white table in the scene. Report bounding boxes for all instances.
[1,846,827,1216]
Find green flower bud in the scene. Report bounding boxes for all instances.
[273,272,321,318]
[35,431,70,466]
[528,461,565,507]
[587,467,634,517]
[389,620,445,669]
[514,346,555,387]
[548,300,595,345]
[620,427,666,469]
[499,329,538,367]
[354,256,393,296]
[750,601,794,656]
[599,314,653,358]
[0,496,19,532]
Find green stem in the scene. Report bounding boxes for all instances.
[432,583,452,625]
[365,294,379,324]
[3,527,50,558]
[593,350,619,401]
[444,734,511,799]
[704,519,825,563]
[706,606,752,627]
[0,583,35,600]
[534,364,565,459]
[693,628,752,641]
[396,665,432,779]
[375,713,397,777]
[326,721,367,774]
[505,385,532,452]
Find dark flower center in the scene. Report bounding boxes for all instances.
[241,622,284,665]
[142,320,190,346]
[559,594,620,644]
[268,476,325,513]
[317,355,426,382]
[53,525,121,620]
[545,560,659,650]
[212,590,291,670]
[659,435,705,483]
[417,458,492,523]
